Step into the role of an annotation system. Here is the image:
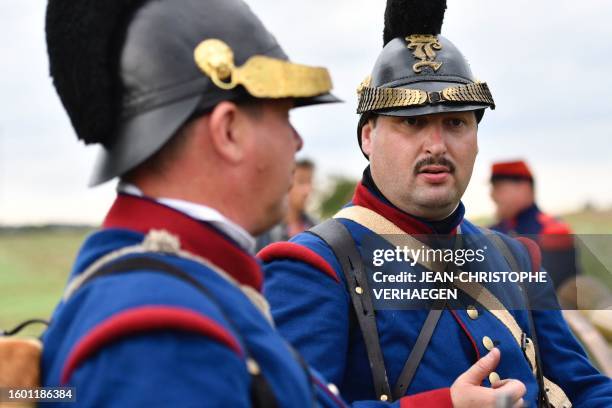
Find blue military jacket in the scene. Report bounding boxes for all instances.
[41,194,347,407]
[261,183,612,407]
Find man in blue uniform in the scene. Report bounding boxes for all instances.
[41,0,351,406]
[489,160,578,289]
[260,1,612,407]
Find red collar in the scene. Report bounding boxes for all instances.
[352,183,458,235]
[103,194,263,291]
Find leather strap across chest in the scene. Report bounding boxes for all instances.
[331,205,571,408]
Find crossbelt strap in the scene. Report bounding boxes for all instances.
[333,206,571,407]
[393,249,464,399]
[483,230,553,408]
[310,219,393,401]
[311,219,449,401]
[392,300,444,400]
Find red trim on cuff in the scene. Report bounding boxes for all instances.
[61,306,242,384]
[258,242,340,283]
[399,387,452,407]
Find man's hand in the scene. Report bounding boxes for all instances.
[450,348,526,408]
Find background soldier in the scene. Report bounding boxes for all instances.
[256,159,318,251]
[489,160,612,374]
[260,0,612,407]
[489,160,578,289]
[41,0,346,406]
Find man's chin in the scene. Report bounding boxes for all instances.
[414,190,458,211]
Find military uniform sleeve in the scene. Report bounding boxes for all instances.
[59,306,251,407]
[532,308,612,407]
[309,366,452,408]
[261,234,351,385]
[348,389,452,408]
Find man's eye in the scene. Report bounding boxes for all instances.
[448,118,465,127]
[404,117,419,126]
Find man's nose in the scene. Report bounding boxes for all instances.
[423,124,446,156]
[292,125,303,152]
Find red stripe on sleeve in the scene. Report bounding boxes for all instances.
[61,306,243,384]
[258,242,340,283]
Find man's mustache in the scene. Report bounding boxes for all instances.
[414,156,456,175]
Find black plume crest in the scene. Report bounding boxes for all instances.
[45,0,144,146]
[383,0,447,46]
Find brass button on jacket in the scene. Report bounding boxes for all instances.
[483,336,494,351]
[467,305,479,320]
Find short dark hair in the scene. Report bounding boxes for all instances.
[122,118,194,182]
[187,95,262,123]
[368,113,379,127]
[491,176,535,187]
[296,158,315,170]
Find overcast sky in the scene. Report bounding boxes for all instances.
[1,0,611,225]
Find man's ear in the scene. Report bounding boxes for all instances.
[361,120,375,157]
[205,101,248,164]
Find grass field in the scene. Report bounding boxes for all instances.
[1,209,611,336]
[563,209,612,233]
[0,228,92,336]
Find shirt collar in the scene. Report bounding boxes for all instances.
[104,192,263,291]
[117,182,255,254]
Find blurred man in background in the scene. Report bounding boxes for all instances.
[489,160,578,289]
[256,159,318,251]
[490,160,612,371]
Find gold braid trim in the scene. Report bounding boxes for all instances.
[356,82,495,113]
